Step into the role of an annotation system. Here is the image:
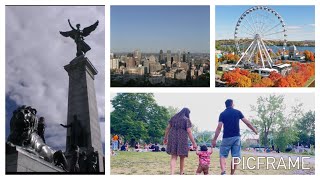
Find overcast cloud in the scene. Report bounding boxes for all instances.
[5,6,105,151]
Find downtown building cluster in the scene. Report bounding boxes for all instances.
[110,49,210,86]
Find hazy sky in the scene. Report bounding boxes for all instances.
[5,6,105,151]
[111,93,314,139]
[111,6,210,53]
[216,5,315,41]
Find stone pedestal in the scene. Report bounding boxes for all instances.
[64,55,104,172]
[6,146,65,173]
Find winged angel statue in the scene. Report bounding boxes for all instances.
[60,19,99,57]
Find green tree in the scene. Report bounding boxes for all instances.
[111,93,170,146]
[272,102,302,152]
[295,111,315,146]
[251,95,285,147]
[167,106,179,118]
[273,126,298,152]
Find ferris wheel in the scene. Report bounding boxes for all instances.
[234,6,287,68]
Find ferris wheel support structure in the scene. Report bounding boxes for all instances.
[234,6,287,68]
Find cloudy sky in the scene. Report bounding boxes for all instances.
[111,93,314,139]
[5,6,105,151]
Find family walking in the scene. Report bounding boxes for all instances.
[164,99,258,175]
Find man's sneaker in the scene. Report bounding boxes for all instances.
[221,171,226,175]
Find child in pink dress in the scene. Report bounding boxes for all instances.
[196,145,213,175]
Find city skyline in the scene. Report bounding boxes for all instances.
[111,49,209,54]
[110,47,210,87]
[216,5,315,41]
[111,6,210,53]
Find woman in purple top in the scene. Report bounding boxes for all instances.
[164,108,197,175]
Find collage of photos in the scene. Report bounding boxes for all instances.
[0,0,317,178]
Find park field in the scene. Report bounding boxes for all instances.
[110,151,315,175]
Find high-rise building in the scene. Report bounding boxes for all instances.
[133,49,142,65]
[159,50,164,63]
[127,57,136,68]
[187,52,191,63]
[148,55,156,63]
[167,50,171,63]
[111,58,120,69]
[182,51,186,62]
[166,50,171,67]
[143,60,150,74]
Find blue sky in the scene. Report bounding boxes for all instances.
[216,5,315,41]
[111,6,210,53]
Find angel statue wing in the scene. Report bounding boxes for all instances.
[59,30,76,40]
[82,20,99,37]
[59,19,77,39]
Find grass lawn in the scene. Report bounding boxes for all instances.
[216,71,224,77]
[111,151,315,175]
[304,76,315,87]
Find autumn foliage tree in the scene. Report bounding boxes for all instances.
[219,53,240,63]
[221,62,314,87]
[248,73,262,84]
[304,50,315,62]
[236,75,252,87]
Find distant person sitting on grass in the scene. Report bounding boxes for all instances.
[196,145,213,175]
[144,144,149,151]
[149,143,155,150]
[161,147,166,152]
[152,143,160,152]
[212,99,258,175]
[120,144,126,151]
[135,142,140,152]
[164,108,197,175]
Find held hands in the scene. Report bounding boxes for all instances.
[192,142,197,150]
[211,140,217,148]
[163,138,168,145]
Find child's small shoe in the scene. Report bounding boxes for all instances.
[221,171,226,175]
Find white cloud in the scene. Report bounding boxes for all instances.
[6,6,105,150]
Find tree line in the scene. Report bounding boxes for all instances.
[111,93,315,153]
[111,93,178,146]
[251,95,315,152]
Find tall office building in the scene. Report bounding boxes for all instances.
[166,50,171,67]
[111,58,120,69]
[177,50,181,63]
[187,52,191,63]
[133,49,142,65]
[159,49,164,63]
[127,57,136,68]
[182,51,186,62]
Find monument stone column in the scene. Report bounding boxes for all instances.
[64,55,104,172]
